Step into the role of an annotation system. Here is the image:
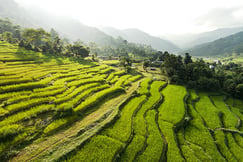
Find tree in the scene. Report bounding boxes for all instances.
[70,45,90,58]
[143,60,150,72]
[160,53,186,83]
[22,28,50,47]
[2,32,12,43]
[184,53,192,64]
[223,79,236,95]
[119,57,132,72]
[50,28,59,41]
[235,84,243,99]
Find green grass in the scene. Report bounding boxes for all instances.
[43,116,77,135]
[133,81,166,136]
[101,60,120,65]
[184,91,226,161]
[138,78,152,95]
[210,95,238,129]
[0,124,22,140]
[158,84,187,124]
[136,110,164,162]
[0,132,28,155]
[0,105,55,127]
[159,121,185,161]
[65,135,124,162]
[67,77,105,87]
[180,145,201,162]
[226,132,243,161]
[56,84,110,111]
[195,93,222,129]
[56,86,76,98]
[214,131,237,161]
[110,75,119,84]
[119,135,145,162]
[0,78,33,86]
[123,75,143,86]
[5,97,54,114]
[1,42,243,161]
[0,91,32,102]
[0,108,8,116]
[74,86,125,113]
[114,75,132,87]
[55,83,100,104]
[102,95,146,142]
[118,81,165,161]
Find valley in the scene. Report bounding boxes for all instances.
[0,42,242,161]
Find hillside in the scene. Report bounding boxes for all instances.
[185,31,243,56]
[99,27,181,53]
[0,42,243,161]
[0,0,117,46]
[163,26,243,49]
[0,0,180,52]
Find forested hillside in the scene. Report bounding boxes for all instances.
[185,31,243,56]
[163,26,243,49]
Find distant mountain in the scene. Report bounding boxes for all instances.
[185,31,243,56]
[0,0,116,46]
[0,0,180,53]
[163,27,243,49]
[99,27,181,53]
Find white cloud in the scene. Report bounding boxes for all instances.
[194,7,243,29]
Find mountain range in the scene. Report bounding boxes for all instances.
[184,31,243,56]
[162,27,243,49]
[0,0,180,52]
[98,27,181,52]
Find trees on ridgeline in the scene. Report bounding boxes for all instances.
[0,18,90,59]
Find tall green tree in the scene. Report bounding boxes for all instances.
[2,32,13,43]
[22,28,50,47]
[184,53,192,64]
[70,44,90,58]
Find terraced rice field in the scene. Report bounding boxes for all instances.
[0,42,243,161]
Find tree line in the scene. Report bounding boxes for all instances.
[0,18,160,60]
[88,36,159,59]
[158,52,243,99]
[0,18,90,58]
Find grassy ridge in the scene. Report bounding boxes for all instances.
[184,91,226,161]
[158,85,187,161]
[65,135,123,162]
[158,85,187,124]
[136,110,164,161]
[102,95,147,142]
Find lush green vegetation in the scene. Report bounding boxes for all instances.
[0,32,243,162]
[160,52,243,99]
[0,41,143,161]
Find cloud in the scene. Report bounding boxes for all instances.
[194,6,243,28]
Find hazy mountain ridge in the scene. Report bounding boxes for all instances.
[163,27,243,49]
[0,0,180,52]
[185,31,243,56]
[0,0,118,46]
[99,26,181,53]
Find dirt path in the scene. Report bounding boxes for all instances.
[10,81,140,162]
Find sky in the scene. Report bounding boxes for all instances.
[15,0,243,36]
